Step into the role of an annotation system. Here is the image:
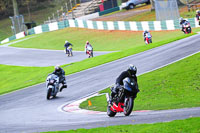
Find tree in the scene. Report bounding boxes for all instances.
[12,0,19,16]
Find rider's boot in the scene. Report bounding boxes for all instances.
[60,85,67,92]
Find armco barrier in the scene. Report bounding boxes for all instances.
[1,18,199,44]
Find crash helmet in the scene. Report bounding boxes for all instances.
[65,40,68,43]
[55,65,60,71]
[196,10,199,14]
[128,64,137,75]
[144,30,148,33]
[86,41,89,44]
[179,17,184,22]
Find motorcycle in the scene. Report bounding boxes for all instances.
[107,77,138,117]
[65,46,73,57]
[46,74,60,100]
[145,33,152,45]
[86,46,93,58]
[182,21,192,34]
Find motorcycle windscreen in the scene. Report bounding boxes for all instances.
[124,82,134,92]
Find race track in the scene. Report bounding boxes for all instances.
[0,34,200,133]
[0,46,111,66]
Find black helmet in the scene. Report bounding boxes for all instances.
[128,64,137,75]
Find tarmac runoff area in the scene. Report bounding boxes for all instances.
[0,46,113,67]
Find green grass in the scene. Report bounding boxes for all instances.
[0,32,197,95]
[43,117,200,133]
[0,65,53,95]
[80,51,200,111]
[7,27,199,51]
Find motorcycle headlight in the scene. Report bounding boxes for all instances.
[50,80,54,84]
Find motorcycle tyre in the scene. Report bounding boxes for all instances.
[47,88,52,100]
[187,27,191,34]
[107,105,116,117]
[149,39,152,43]
[124,97,134,116]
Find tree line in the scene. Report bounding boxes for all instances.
[0,0,68,19]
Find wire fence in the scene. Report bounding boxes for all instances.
[155,0,180,21]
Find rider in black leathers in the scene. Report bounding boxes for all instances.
[109,64,139,105]
[64,41,73,54]
[52,65,67,92]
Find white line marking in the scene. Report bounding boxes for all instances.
[1,36,37,47]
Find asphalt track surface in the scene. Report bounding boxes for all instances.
[0,34,200,133]
[0,46,111,66]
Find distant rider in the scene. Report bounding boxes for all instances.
[64,40,73,54]
[143,30,152,41]
[196,10,200,25]
[179,17,188,33]
[109,64,139,105]
[85,41,93,55]
[52,65,67,92]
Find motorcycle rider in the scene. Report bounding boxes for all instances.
[64,40,73,55]
[109,64,139,105]
[143,30,151,42]
[52,65,67,92]
[179,17,188,33]
[196,10,200,25]
[85,41,93,55]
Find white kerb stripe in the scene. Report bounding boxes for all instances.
[77,20,84,28]
[49,22,58,31]
[68,19,75,27]
[87,20,94,29]
[1,38,9,44]
[166,20,175,30]
[118,21,126,30]
[34,25,42,34]
[154,21,162,31]
[16,32,25,39]
[107,21,114,30]
[96,21,104,30]
[194,18,200,27]
[129,22,138,31]
[141,21,149,31]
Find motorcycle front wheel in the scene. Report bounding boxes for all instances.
[107,105,116,117]
[123,97,134,116]
[47,88,52,100]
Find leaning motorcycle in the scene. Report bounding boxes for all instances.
[182,21,192,34]
[65,46,73,57]
[107,77,138,117]
[46,74,59,100]
[145,33,152,45]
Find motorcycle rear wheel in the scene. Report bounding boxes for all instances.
[124,97,134,116]
[47,88,52,100]
[107,105,116,117]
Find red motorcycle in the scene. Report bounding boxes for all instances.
[145,33,152,45]
[182,21,192,34]
[107,77,138,117]
[86,46,93,58]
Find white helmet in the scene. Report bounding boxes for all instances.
[65,40,68,43]
[55,65,60,71]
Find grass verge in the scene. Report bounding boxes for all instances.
[43,117,200,133]
[80,51,200,111]
[0,32,197,95]
[7,27,199,51]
